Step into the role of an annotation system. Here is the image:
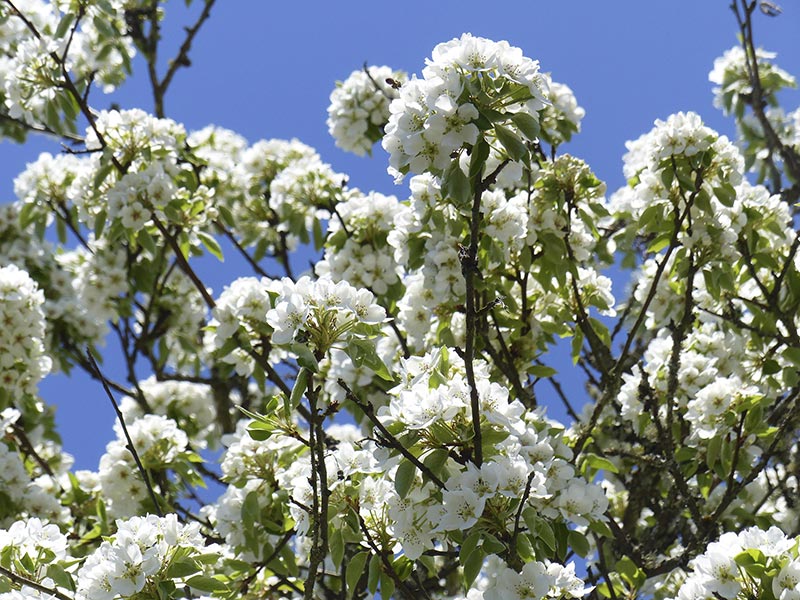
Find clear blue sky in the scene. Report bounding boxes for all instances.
[1,1,799,470]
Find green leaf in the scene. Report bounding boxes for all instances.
[517,533,536,561]
[459,531,482,564]
[164,558,201,579]
[393,556,413,580]
[570,329,584,365]
[215,204,234,228]
[647,232,672,254]
[287,342,319,372]
[568,530,590,558]
[535,521,556,552]
[197,230,224,261]
[694,187,712,212]
[18,202,37,229]
[510,111,541,141]
[589,519,613,539]
[237,405,269,423]
[56,216,67,244]
[46,564,75,592]
[279,543,299,577]
[783,347,800,366]
[246,420,274,441]
[468,136,490,180]
[92,209,107,238]
[380,573,396,600]
[136,228,157,255]
[616,555,646,588]
[660,165,674,188]
[242,491,259,532]
[422,449,450,480]
[313,217,325,251]
[706,435,722,470]
[443,161,471,208]
[494,124,528,162]
[343,338,393,381]
[481,534,505,555]
[529,364,557,378]
[346,552,369,599]
[93,161,112,190]
[394,459,416,499]
[713,183,737,207]
[367,554,381,595]
[733,549,766,579]
[55,13,76,38]
[582,452,619,474]
[675,166,697,192]
[185,576,228,593]
[462,547,484,588]
[761,358,781,375]
[330,528,345,568]
[288,367,310,418]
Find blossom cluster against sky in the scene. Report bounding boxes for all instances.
[0,1,798,469]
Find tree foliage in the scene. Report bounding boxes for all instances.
[0,1,799,599]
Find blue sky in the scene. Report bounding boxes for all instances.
[2,1,799,470]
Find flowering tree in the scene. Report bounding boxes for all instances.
[0,1,799,599]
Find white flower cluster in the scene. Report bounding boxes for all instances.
[390,156,612,356]
[622,111,742,182]
[278,425,383,538]
[736,106,800,181]
[266,275,386,347]
[670,526,800,600]
[0,0,133,131]
[316,190,407,295]
[74,109,218,239]
[383,33,548,181]
[85,108,185,158]
[730,465,799,533]
[0,518,67,578]
[321,334,398,406]
[269,156,347,244]
[0,204,89,366]
[119,377,219,448]
[0,437,66,526]
[611,112,745,250]
[709,46,796,117]
[618,180,790,332]
[2,35,60,127]
[617,320,766,443]
[327,65,405,156]
[57,236,128,331]
[77,513,206,600]
[99,414,189,517]
[13,152,82,225]
[484,560,591,600]
[379,352,608,560]
[227,137,319,249]
[219,417,304,483]
[539,77,585,146]
[206,276,273,377]
[0,518,71,599]
[11,154,141,347]
[387,175,465,338]
[0,264,51,399]
[187,125,249,202]
[198,135,346,254]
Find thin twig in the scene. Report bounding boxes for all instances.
[338,379,445,489]
[84,349,163,517]
[156,0,217,114]
[0,565,73,600]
